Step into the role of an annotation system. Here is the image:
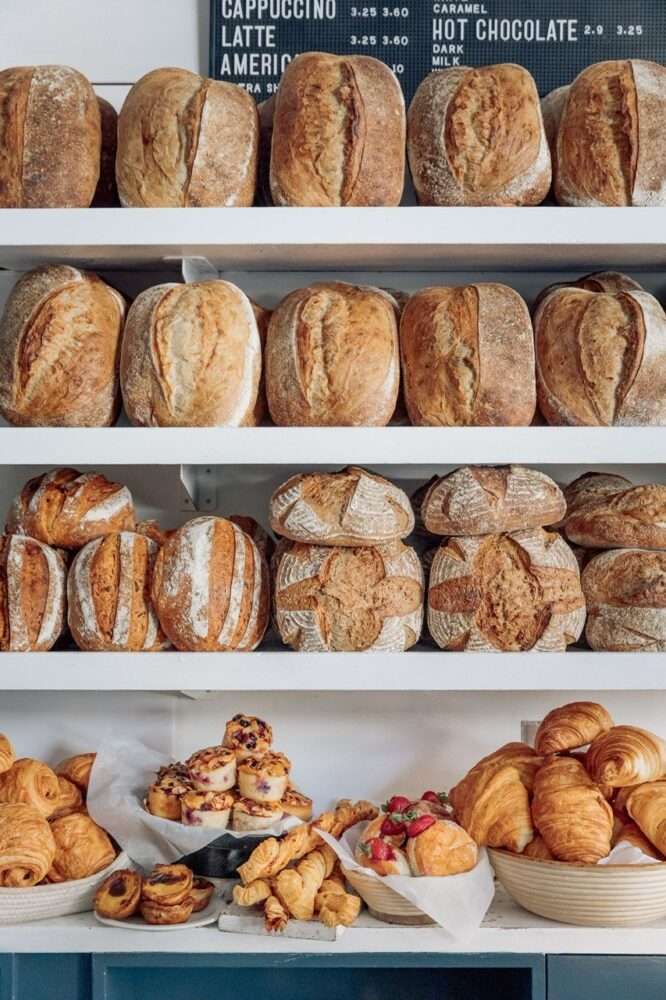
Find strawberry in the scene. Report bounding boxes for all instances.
[383,795,412,815]
[407,814,436,838]
[381,816,405,837]
[367,837,395,861]
[421,790,449,805]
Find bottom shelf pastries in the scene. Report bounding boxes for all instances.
[0,803,56,887]
[140,896,194,925]
[94,863,213,926]
[141,863,193,906]
[46,813,116,883]
[94,868,142,919]
[191,876,215,912]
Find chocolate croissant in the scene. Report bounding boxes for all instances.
[450,763,534,853]
[46,813,116,883]
[0,758,60,817]
[587,726,666,787]
[626,780,666,856]
[50,777,84,820]
[531,756,613,864]
[535,701,614,756]
[55,753,96,796]
[0,734,14,774]
[0,802,56,887]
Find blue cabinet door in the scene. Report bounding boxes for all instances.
[14,955,91,1000]
[0,956,15,1000]
[549,956,666,1000]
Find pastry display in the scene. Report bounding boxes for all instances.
[93,868,142,920]
[46,813,115,883]
[0,533,67,651]
[0,803,56,887]
[96,863,213,927]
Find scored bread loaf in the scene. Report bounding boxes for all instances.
[249,299,272,425]
[400,284,536,426]
[270,53,405,207]
[541,85,569,160]
[0,65,101,207]
[421,465,565,536]
[116,67,258,207]
[151,516,269,652]
[274,539,423,652]
[6,468,135,549]
[91,96,119,208]
[0,265,126,427]
[554,472,633,531]
[532,271,644,317]
[0,534,66,651]
[565,484,666,550]
[582,549,666,652]
[428,529,585,652]
[407,64,551,206]
[120,281,261,427]
[265,282,400,426]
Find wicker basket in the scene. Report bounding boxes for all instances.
[0,851,130,925]
[342,866,435,926]
[489,847,666,927]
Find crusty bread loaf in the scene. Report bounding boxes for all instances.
[274,539,423,652]
[68,532,169,652]
[565,484,666,550]
[428,529,585,651]
[0,265,126,427]
[532,271,644,317]
[135,520,174,549]
[0,65,101,207]
[407,65,551,206]
[270,467,414,546]
[555,60,666,206]
[541,85,569,157]
[0,534,66,651]
[228,515,274,563]
[554,472,633,531]
[248,299,271,426]
[120,281,261,427]
[91,96,119,207]
[400,284,536,426]
[270,53,405,207]
[116,67,258,207]
[535,287,666,426]
[583,549,666,652]
[256,95,275,205]
[152,516,269,652]
[422,466,565,536]
[6,468,135,549]
[265,282,399,426]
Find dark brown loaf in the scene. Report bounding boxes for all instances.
[400,284,536,426]
[582,549,666,652]
[91,96,119,207]
[565,484,666,550]
[0,65,101,208]
[116,67,258,207]
[0,265,126,427]
[0,534,66,651]
[269,52,405,207]
[407,64,551,206]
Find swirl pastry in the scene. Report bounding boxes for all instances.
[406,819,478,876]
[449,763,534,853]
[531,756,613,864]
[0,734,15,774]
[55,753,96,795]
[186,746,237,791]
[232,797,284,832]
[535,702,614,756]
[587,726,666,787]
[46,813,115,883]
[0,758,60,817]
[50,777,84,820]
[142,864,193,905]
[141,897,194,925]
[626,781,666,856]
[191,877,215,912]
[0,802,56,887]
[147,783,183,821]
[181,790,234,828]
[223,714,273,762]
[280,786,313,821]
[238,752,291,803]
[94,868,142,919]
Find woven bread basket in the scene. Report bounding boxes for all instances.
[342,865,435,926]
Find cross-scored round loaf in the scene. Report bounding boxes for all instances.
[151,517,269,652]
[427,529,585,652]
[6,468,135,549]
[0,534,66,651]
[274,539,424,652]
[68,532,169,652]
[582,549,666,652]
[565,484,666,550]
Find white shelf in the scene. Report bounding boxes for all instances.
[1,207,666,271]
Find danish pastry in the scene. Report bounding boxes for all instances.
[186,746,237,792]
[275,842,337,920]
[141,863,193,906]
[587,726,666,787]
[55,753,96,795]
[0,758,60,817]
[406,818,478,876]
[190,877,215,913]
[0,735,15,774]
[94,868,142,919]
[180,790,234,828]
[223,714,273,762]
[50,777,84,820]
[232,798,284,832]
[237,752,291,803]
[531,756,613,864]
[140,896,194,925]
[280,786,313,821]
[147,783,183,821]
[0,802,56,887]
[535,702,614,756]
[46,813,115,883]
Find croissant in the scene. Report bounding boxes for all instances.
[275,843,336,921]
[450,764,534,853]
[613,785,637,816]
[531,756,613,864]
[613,819,664,860]
[50,777,84,820]
[535,701,614,756]
[587,726,666,787]
[316,870,361,928]
[55,753,96,796]
[0,758,60,817]
[0,802,56,887]
[0,734,15,774]
[450,743,542,801]
[522,835,553,860]
[46,813,115,883]
[626,780,666,856]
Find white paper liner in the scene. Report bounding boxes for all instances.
[87,734,300,869]
[318,821,495,943]
[598,840,662,866]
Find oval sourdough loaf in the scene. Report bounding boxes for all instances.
[151,516,269,652]
[265,282,400,426]
[407,64,551,206]
[532,271,645,317]
[270,467,414,546]
[427,529,585,652]
[540,85,569,161]
[249,299,272,425]
[116,67,259,207]
[270,52,405,207]
[0,65,101,207]
[0,534,66,651]
[583,549,666,652]
[555,60,666,207]
[0,265,126,427]
[7,468,135,549]
[91,96,119,208]
[274,539,423,652]
[120,281,261,427]
[555,472,633,530]
[565,484,666,550]
[68,532,169,652]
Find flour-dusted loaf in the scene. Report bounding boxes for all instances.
[270,52,405,207]
[116,67,258,207]
[7,468,135,549]
[400,284,536,426]
[91,96,119,207]
[583,549,666,652]
[555,60,666,207]
[120,280,261,427]
[421,466,566,536]
[0,65,101,207]
[68,532,169,652]
[535,287,666,426]
[151,516,269,652]
[248,299,272,426]
[565,484,666,550]
[532,271,645,317]
[428,529,585,652]
[0,265,126,427]
[0,534,66,651]
[555,472,633,530]
[407,64,551,206]
[265,282,400,426]
[274,539,423,652]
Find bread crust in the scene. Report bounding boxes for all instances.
[0,534,66,651]
[565,483,666,550]
[583,549,666,651]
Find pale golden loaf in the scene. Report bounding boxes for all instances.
[0,534,66,651]
[535,702,614,756]
[583,549,666,652]
[587,726,666,787]
[449,763,534,853]
[531,756,613,864]
[565,484,666,550]
[626,781,666,855]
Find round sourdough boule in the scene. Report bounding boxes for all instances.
[120,281,261,427]
[0,534,66,651]
[270,467,414,546]
[91,96,119,207]
[407,64,551,206]
[0,265,126,427]
[582,549,666,652]
[421,465,566,536]
[151,516,269,652]
[117,67,258,207]
[68,532,169,652]
[400,284,536,426]
[427,529,586,652]
[565,484,666,551]
[274,539,424,652]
